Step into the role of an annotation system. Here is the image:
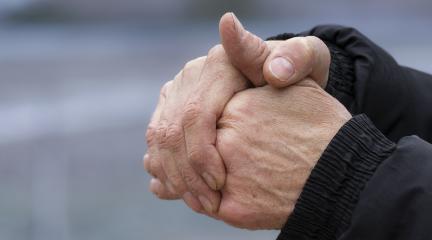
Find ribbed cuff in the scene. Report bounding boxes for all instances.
[325,43,355,110]
[267,34,356,112]
[277,114,396,240]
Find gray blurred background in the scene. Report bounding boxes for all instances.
[0,1,431,240]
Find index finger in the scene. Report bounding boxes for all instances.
[182,45,249,191]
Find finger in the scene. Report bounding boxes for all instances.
[157,119,189,195]
[145,81,169,180]
[159,58,223,213]
[149,153,170,186]
[149,178,181,200]
[219,12,270,87]
[182,46,248,192]
[263,36,331,88]
[146,155,179,198]
[156,62,202,196]
[174,121,221,214]
[182,191,204,214]
[152,64,198,196]
[219,12,330,89]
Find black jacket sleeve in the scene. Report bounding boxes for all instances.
[277,115,432,240]
[268,25,432,143]
[267,26,432,240]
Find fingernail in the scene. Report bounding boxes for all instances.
[231,13,244,37]
[202,172,217,190]
[199,195,214,213]
[269,57,295,82]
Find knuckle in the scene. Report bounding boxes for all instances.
[184,56,207,71]
[182,101,203,128]
[183,60,194,71]
[208,44,224,56]
[163,123,184,149]
[207,44,227,62]
[146,125,157,146]
[155,122,168,146]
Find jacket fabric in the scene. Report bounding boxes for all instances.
[268,25,432,240]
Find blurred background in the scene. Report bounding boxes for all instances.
[0,0,431,239]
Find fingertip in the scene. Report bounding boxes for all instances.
[219,12,243,47]
[220,12,269,87]
[219,12,234,29]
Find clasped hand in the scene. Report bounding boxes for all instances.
[144,13,351,229]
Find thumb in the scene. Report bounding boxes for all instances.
[219,12,269,87]
[263,36,331,88]
[219,12,330,88]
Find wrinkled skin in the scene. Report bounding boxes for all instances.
[145,53,250,212]
[144,12,332,213]
[144,12,350,229]
[214,81,351,229]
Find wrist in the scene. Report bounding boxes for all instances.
[278,114,396,240]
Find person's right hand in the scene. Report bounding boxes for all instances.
[144,12,332,213]
[211,81,351,229]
